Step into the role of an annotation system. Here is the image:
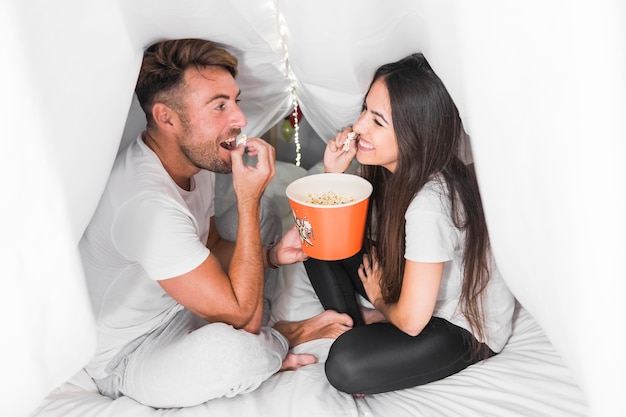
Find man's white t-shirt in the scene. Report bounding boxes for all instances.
[79,136,215,379]
[404,177,515,353]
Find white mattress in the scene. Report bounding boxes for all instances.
[33,259,587,417]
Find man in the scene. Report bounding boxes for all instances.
[79,38,352,408]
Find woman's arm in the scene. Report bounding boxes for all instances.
[360,253,443,336]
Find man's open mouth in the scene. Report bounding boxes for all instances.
[220,134,247,150]
[220,137,236,150]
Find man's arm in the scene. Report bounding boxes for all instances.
[158,137,274,334]
[158,203,264,333]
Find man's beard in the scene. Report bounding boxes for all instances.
[181,141,232,174]
[177,115,235,174]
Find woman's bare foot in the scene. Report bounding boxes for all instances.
[273,310,353,348]
[360,306,386,324]
[279,353,317,371]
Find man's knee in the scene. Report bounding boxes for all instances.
[121,324,286,407]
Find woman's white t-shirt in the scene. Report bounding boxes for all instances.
[404,177,515,352]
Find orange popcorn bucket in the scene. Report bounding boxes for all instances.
[286,173,372,260]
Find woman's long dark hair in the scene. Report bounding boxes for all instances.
[361,53,491,347]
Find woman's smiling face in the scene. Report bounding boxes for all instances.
[353,78,399,173]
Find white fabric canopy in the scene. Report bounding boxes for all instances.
[2,1,624,416]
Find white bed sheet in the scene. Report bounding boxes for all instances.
[32,259,587,417]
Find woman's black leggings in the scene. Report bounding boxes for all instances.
[304,253,494,395]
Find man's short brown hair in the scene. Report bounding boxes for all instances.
[135,39,238,127]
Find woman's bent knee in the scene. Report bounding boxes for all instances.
[324,334,366,394]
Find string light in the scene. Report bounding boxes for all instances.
[292,95,301,167]
[275,0,302,166]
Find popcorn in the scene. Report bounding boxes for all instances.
[221,134,248,151]
[236,134,248,147]
[305,191,355,205]
[342,131,356,151]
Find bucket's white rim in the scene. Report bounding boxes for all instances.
[285,173,372,208]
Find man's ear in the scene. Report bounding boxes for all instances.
[152,102,178,131]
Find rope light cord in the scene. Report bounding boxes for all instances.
[291,98,301,166]
[275,0,302,166]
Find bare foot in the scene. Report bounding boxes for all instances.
[279,353,317,371]
[360,306,386,324]
[352,393,367,398]
[273,310,353,348]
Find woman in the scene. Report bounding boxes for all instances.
[304,53,515,395]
